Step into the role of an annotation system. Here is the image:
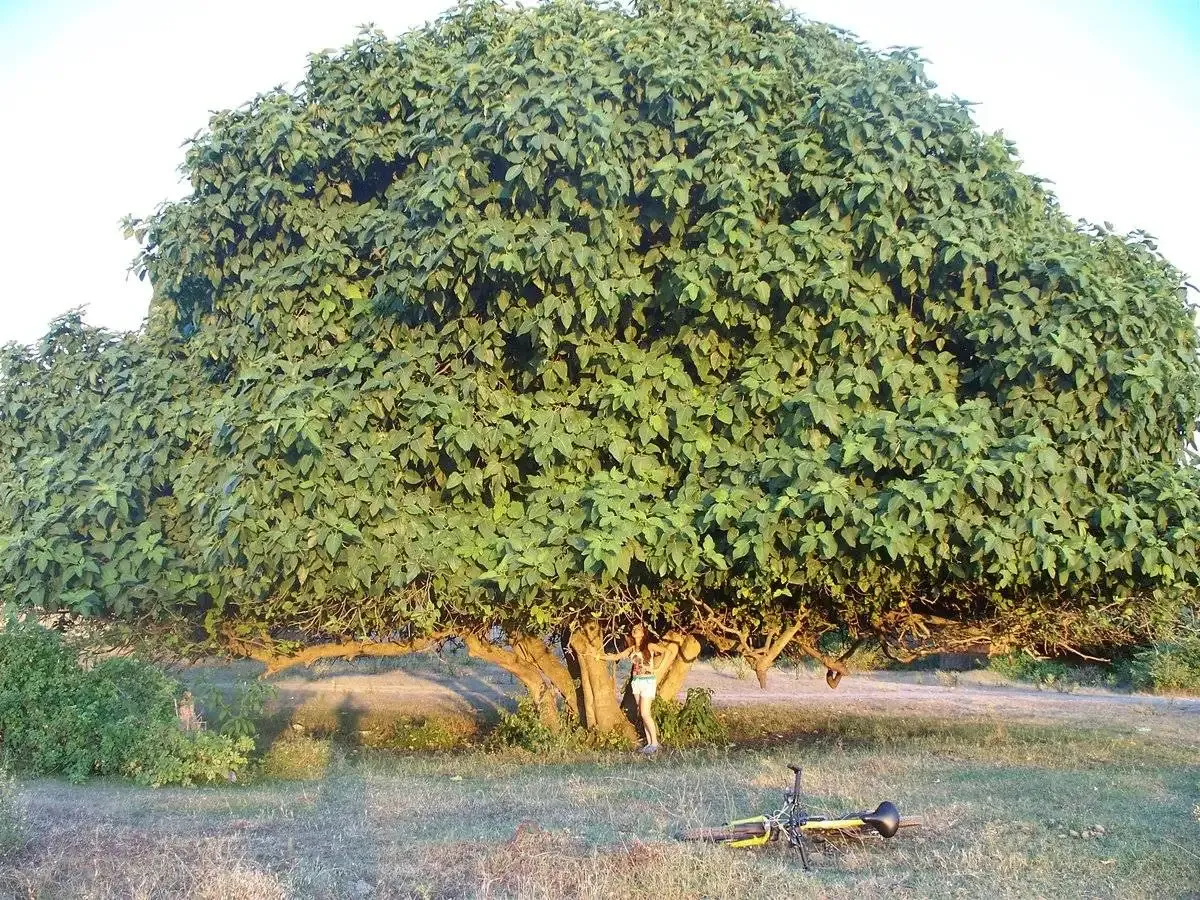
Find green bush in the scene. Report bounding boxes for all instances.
[1127,640,1200,694]
[653,688,727,748]
[0,620,252,784]
[193,679,276,742]
[988,652,1075,688]
[487,699,634,753]
[122,727,254,787]
[488,698,560,753]
[79,657,182,775]
[0,619,95,780]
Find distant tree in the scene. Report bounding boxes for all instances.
[5,0,1200,734]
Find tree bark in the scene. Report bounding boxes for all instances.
[512,633,579,720]
[566,622,636,738]
[656,632,701,700]
[461,632,561,728]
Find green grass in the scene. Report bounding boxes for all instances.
[0,768,24,859]
[258,734,333,781]
[1,708,1196,899]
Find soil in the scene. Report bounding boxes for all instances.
[210,658,1200,745]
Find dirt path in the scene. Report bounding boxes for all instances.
[690,666,1200,742]
[241,658,1200,744]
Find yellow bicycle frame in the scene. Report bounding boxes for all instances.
[800,817,869,833]
[717,812,872,848]
[719,814,872,847]
[724,816,773,848]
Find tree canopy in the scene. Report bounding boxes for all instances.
[4,0,1200,731]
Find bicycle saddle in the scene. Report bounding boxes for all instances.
[861,801,900,838]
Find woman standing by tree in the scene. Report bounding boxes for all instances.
[629,644,660,753]
[615,624,664,754]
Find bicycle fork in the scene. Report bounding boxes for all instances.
[785,764,813,871]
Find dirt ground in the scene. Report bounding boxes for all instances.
[194,657,1200,745]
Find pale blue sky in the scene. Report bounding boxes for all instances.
[0,0,1197,345]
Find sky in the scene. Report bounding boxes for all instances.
[0,0,1197,346]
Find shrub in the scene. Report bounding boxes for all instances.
[1127,639,1200,694]
[653,688,727,748]
[487,698,560,753]
[122,728,255,787]
[0,619,94,780]
[988,652,1074,688]
[0,620,252,784]
[486,699,633,753]
[193,680,276,742]
[258,734,331,781]
[78,657,182,775]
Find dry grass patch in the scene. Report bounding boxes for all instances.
[3,709,1197,898]
[0,826,287,900]
[405,827,794,899]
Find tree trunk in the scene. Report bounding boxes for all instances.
[566,622,636,738]
[657,632,701,700]
[744,619,805,690]
[461,632,562,729]
[512,634,579,720]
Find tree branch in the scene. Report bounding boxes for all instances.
[221,628,443,677]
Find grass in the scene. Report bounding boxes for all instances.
[279,699,482,752]
[258,735,333,781]
[0,767,25,859]
[1,707,1197,899]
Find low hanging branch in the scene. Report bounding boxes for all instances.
[220,625,445,676]
[460,630,576,727]
[694,602,823,689]
[792,637,859,689]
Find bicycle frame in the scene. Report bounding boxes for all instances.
[681,764,909,870]
[729,766,884,867]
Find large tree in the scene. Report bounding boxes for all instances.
[4,0,1200,734]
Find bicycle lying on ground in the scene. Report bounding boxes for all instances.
[680,764,921,869]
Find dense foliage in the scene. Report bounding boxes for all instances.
[0,621,252,784]
[3,0,1199,729]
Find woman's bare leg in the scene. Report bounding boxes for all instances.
[638,695,659,747]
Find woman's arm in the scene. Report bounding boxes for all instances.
[593,646,635,662]
[646,640,684,677]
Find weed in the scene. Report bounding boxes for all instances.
[288,698,344,736]
[359,714,473,752]
[654,688,727,748]
[486,698,634,753]
[1126,612,1200,693]
[710,656,751,680]
[487,697,562,753]
[986,651,1111,690]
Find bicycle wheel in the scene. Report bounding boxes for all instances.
[679,821,770,844]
